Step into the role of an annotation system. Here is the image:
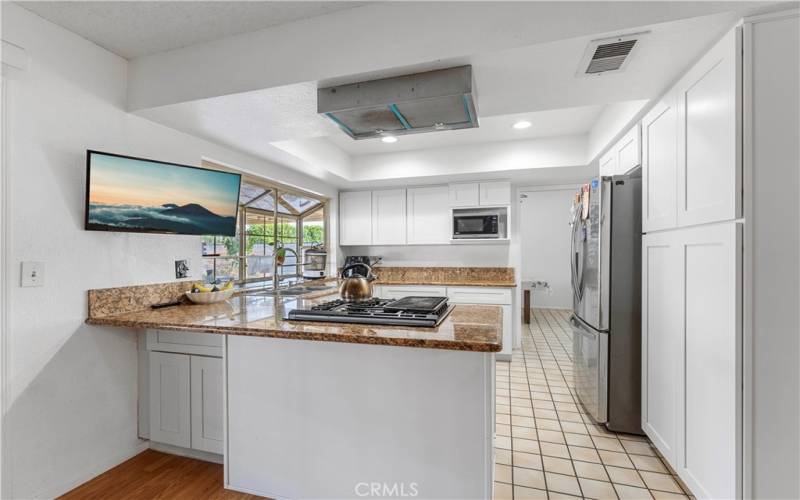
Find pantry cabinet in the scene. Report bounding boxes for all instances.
[339,191,372,246]
[642,90,678,232]
[641,231,681,465]
[675,28,741,227]
[407,186,450,244]
[642,224,742,499]
[371,189,407,245]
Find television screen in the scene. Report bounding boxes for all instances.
[85,150,242,236]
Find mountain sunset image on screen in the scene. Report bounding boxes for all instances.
[86,152,241,235]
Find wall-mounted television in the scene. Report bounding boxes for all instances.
[85,150,242,236]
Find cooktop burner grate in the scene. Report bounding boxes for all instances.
[285,297,453,327]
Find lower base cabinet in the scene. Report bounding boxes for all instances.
[144,333,224,455]
[642,223,742,499]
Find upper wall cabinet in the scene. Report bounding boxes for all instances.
[676,28,741,227]
[600,124,642,177]
[449,181,511,207]
[340,191,372,246]
[448,182,480,207]
[407,186,451,244]
[371,189,407,245]
[642,90,679,232]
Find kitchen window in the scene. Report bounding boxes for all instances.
[201,175,328,288]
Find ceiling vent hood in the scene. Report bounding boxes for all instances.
[318,65,478,140]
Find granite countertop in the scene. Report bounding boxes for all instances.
[86,292,503,353]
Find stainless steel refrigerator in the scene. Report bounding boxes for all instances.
[570,169,642,434]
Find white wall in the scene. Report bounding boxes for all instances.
[519,186,578,309]
[0,4,337,498]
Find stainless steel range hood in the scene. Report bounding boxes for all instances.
[317,65,478,140]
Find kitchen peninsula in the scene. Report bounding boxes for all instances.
[86,283,501,499]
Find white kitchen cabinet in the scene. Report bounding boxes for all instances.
[677,223,741,500]
[339,191,372,246]
[641,231,681,465]
[191,355,224,454]
[380,285,448,299]
[676,28,741,227]
[598,149,616,177]
[407,186,450,244]
[642,90,678,232]
[600,124,641,177]
[479,181,512,206]
[449,181,511,207]
[448,182,480,207]
[641,223,742,499]
[371,189,407,245]
[616,124,641,175]
[149,351,191,448]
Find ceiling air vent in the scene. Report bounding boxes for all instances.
[577,32,646,76]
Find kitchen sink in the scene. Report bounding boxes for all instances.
[244,283,337,297]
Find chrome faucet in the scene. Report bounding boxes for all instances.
[273,246,299,290]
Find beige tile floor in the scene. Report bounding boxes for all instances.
[494,309,693,500]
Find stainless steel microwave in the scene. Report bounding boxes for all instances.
[452,210,500,239]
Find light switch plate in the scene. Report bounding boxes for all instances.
[20,261,44,287]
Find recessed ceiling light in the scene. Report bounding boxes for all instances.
[382,136,398,143]
[513,120,532,130]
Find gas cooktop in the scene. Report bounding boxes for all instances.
[285,297,454,327]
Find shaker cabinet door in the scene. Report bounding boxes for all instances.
[642,91,678,232]
[676,28,741,227]
[339,191,372,246]
[149,351,191,448]
[371,189,407,245]
[191,355,224,454]
[407,186,451,244]
[676,223,741,500]
[641,231,681,464]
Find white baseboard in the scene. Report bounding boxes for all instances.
[37,440,149,499]
[149,441,223,464]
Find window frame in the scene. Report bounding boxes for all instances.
[201,169,329,287]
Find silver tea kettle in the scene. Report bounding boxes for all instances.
[339,263,376,302]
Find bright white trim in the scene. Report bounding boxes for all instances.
[743,7,799,24]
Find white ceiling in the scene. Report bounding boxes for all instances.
[17,1,367,59]
[327,106,606,156]
[137,10,740,162]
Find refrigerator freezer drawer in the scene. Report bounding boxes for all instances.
[572,315,608,423]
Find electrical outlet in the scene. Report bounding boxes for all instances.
[175,259,190,279]
[20,261,44,287]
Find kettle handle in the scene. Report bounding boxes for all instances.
[341,263,371,278]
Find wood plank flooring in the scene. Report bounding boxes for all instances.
[58,450,263,500]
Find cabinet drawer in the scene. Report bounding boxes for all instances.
[381,285,448,299]
[446,287,512,305]
[147,330,223,357]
